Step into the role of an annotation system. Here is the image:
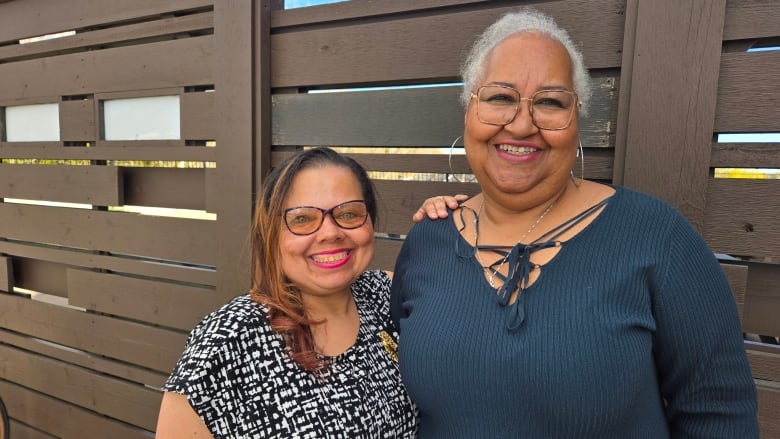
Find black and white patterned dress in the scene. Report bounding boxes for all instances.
[162,270,417,439]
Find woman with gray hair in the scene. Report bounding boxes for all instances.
[394,8,758,438]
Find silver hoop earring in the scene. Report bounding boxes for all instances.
[571,140,585,187]
[449,136,463,183]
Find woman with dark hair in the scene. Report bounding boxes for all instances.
[156,147,458,438]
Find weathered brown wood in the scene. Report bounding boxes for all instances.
[0,0,212,43]
[0,255,12,292]
[715,50,780,133]
[0,142,217,161]
[122,167,206,210]
[703,179,780,258]
[181,90,216,140]
[372,238,404,271]
[67,269,220,331]
[271,148,613,182]
[0,12,213,63]
[0,164,122,205]
[59,98,97,142]
[0,36,213,101]
[723,0,780,41]
[711,143,780,168]
[756,383,780,439]
[214,0,258,300]
[0,328,168,388]
[0,240,216,287]
[0,344,160,431]
[0,292,187,373]
[618,0,726,231]
[373,180,479,236]
[270,0,625,88]
[611,0,639,186]
[742,262,780,338]
[746,342,780,383]
[272,77,617,149]
[0,203,217,266]
[9,420,58,439]
[721,263,748,321]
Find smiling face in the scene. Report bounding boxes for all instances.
[464,32,579,208]
[279,164,375,299]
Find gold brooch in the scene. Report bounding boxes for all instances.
[379,330,398,362]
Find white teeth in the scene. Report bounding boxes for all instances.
[312,252,347,263]
[498,144,536,155]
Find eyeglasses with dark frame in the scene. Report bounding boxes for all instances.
[471,85,578,130]
[283,199,369,236]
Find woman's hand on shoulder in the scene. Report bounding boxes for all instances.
[413,194,470,222]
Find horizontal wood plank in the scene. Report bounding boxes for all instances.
[0,164,122,205]
[372,238,404,272]
[67,269,219,330]
[757,383,780,439]
[711,143,780,168]
[715,50,780,133]
[703,178,780,257]
[0,142,216,161]
[0,0,212,43]
[0,345,160,431]
[723,0,780,41]
[0,240,216,287]
[0,36,213,101]
[8,420,58,439]
[270,0,624,88]
[0,328,168,388]
[0,292,187,373]
[0,12,213,63]
[272,75,617,149]
[373,179,480,236]
[271,148,614,181]
[0,203,217,266]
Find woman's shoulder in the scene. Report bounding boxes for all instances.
[185,294,270,349]
[353,270,392,313]
[353,270,391,297]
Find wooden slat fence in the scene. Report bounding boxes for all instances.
[0,0,778,437]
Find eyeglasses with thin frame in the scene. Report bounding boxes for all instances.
[283,199,369,236]
[471,85,578,130]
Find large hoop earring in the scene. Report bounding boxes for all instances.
[449,136,463,183]
[571,140,585,187]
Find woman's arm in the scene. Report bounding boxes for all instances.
[156,391,214,438]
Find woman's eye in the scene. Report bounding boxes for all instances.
[534,98,566,108]
[288,214,314,225]
[484,93,516,104]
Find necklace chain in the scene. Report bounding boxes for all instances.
[473,199,556,288]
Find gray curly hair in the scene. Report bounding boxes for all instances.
[460,8,592,117]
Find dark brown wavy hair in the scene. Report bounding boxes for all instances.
[250,147,378,373]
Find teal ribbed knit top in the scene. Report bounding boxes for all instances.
[391,186,758,438]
